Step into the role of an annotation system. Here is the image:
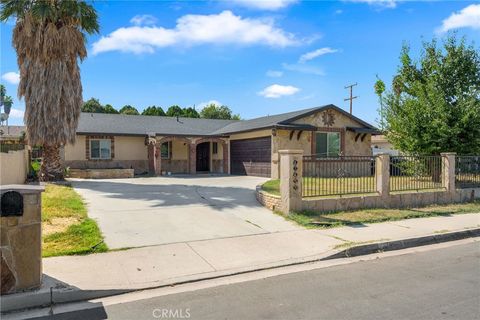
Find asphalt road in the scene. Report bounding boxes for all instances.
[32,241,480,320]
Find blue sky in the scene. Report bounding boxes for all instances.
[1,0,480,126]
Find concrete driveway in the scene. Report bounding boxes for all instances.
[70,175,299,249]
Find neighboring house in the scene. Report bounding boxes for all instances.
[63,104,380,178]
[0,125,25,144]
[371,134,400,156]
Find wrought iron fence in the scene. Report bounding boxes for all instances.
[0,143,25,153]
[302,155,376,197]
[455,156,480,188]
[390,155,443,192]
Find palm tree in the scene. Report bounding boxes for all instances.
[0,0,99,181]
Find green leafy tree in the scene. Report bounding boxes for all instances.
[166,105,183,117]
[119,105,139,115]
[1,0,99,181]
[200,104,239,120]
[82,98,104,113]
[182,107,200,118]
[142,105,166,116]
[82,98,118,114]
[104,104,119,114]
[380,36,480,156]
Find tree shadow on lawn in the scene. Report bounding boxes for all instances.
[69,178,263,211]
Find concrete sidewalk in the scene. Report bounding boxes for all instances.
[2,213,479,312]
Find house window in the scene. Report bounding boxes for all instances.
[90,139,111,159]
[161,142,171,159]
[212,142,218,154]
[315,132,340,158]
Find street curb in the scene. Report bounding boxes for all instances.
[2,228,479,315]
[323,228,480,260]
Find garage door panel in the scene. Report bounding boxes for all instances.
[230,137,271,177]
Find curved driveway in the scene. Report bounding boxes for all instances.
[70,175,299,249]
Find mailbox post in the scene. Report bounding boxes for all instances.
[1,185,44,294]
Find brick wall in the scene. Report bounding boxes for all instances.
[255,185,281,211]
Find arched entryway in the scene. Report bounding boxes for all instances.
[192,138,229,174]
[196,142,210,172]
[155,136,191,175]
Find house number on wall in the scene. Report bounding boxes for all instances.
[292,159,299,191]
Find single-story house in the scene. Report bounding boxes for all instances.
[371,134,400,156]
[63,104,380,178]
[0,125,25,144]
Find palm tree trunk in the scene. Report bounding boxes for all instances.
[40,144,63,181]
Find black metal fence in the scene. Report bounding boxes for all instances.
[302,155,377,197]
[455,156,480,188]
[390,155,444,192]
[0,143,25,153]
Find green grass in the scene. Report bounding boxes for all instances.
[261,179,281,196]
[262,178,377,197]
[262,176,444,198]
[280,201,480,229]
[42,184,108,257]
[42,184,87,222]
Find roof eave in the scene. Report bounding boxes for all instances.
[346,127,382,135]
[76,131,230,138]
[280,104,377,130]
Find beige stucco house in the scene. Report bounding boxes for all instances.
[63,104,380,178]
[371,134,400,156]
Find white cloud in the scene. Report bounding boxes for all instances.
[92,11,298,55]
[299,47,338,63]
[130,14,158,26]
[197,100,222,109]
[230,0,297,10]
[437,4,480,33]
[266,70,283,77]
[9,108,24,119]
[335,9,343,14]
[1,72,20,85]
[258,84,299,98]
[345,0,397,9]
[282,63,325,76]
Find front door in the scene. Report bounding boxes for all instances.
[196,142,210,172]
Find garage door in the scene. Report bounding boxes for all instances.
[230,137,271,177]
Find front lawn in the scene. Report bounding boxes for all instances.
[262,178,377,197]
[283,201,480,229]
[42,184,108,257]
[262,176,444,197]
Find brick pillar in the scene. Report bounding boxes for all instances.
[441,152,456,193]
[222,141,229,174]
[155,145,162,175]
[376,154,390,197]
[189,143,196,174]
[279,150,303,214]
[1,185,45,294]
[147,143,157,175]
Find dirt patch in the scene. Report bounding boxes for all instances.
[43,217,80,236]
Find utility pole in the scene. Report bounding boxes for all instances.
[344,83,358,114]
